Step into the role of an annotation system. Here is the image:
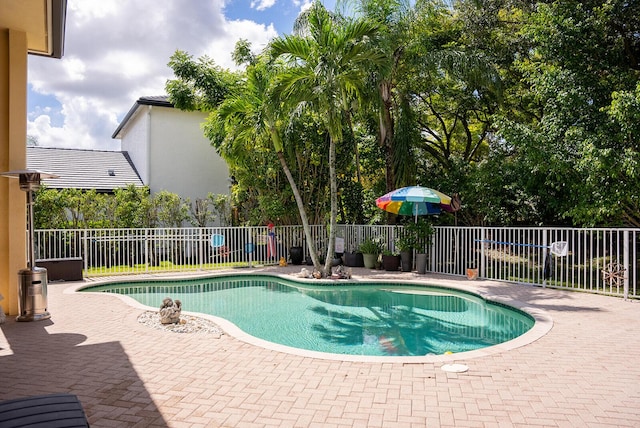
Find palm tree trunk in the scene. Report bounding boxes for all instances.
[344,111,361,185]
[323,137,338,276]
[380,81,396,223]
[276,151,321,269]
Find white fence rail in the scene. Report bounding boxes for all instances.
[34,226,639,299]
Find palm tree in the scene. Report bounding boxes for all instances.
[339,0,413,194]
[202,56,326,267]
[270,1,387,275]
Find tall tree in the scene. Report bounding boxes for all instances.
[270,1,386,274]
[204,52,327,268]
[166,50,242,111]
[403,0,503,169]
[495,0,640,225]
[340,0,411,192]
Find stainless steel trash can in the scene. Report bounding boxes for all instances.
[17,267,50,322]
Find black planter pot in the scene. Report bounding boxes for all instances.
[343,252,364,267]
[306,255,325,265]
[400,250,413,272]
[289,246,304,265]
[382,254,400,271]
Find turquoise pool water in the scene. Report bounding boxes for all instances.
[83,275,534,357]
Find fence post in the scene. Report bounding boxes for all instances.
[145,229,149,273]
[199,228,203,270]
[542,231,548,288]
[248,227,253,268]
[430,229,435,273]
[624,229,629,300]
[480,227,486,278]
[83,230,88,273]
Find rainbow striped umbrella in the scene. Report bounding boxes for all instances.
[375,186,456,218]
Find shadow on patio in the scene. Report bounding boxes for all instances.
[0,317,167,427]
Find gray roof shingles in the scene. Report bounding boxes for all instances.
[27,147,144,192]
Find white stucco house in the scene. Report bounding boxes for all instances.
[112,95,230,208]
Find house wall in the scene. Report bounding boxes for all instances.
[147,106,229,221]
[120,106,150,183]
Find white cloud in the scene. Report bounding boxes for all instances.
[210,19,278,68]
[27,0,280,151]
[61,57,86,81]
[28,97,121,151]
[251,0,277,11]
[68,0,119,25]
[101,50,152,79]
[294,0,315,12]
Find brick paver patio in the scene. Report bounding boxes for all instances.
[1,267,639,427]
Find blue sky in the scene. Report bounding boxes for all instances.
[27,0,334,151]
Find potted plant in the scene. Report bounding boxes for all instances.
[343,251,364,267]
[410,219,434,274]
[359,237,381,269]
[343,238,364,267]
[289,228,304,265]
[381,249,400,271]
[289,246,304,265]
[395,228,418,272]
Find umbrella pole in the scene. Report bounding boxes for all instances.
[411,204,418,270]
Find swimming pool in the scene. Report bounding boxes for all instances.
[82,275,535,358]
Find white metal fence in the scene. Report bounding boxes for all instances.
[34,226,639,299]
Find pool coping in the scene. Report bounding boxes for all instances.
[67,271,553,364]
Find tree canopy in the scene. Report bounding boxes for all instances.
[164,0,640,228]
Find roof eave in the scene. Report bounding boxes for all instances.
[112,96,174,139]
[27,0,67,59]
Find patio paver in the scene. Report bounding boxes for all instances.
[1,266,639,427]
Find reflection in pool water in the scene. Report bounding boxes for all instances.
[83,275,534,357]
